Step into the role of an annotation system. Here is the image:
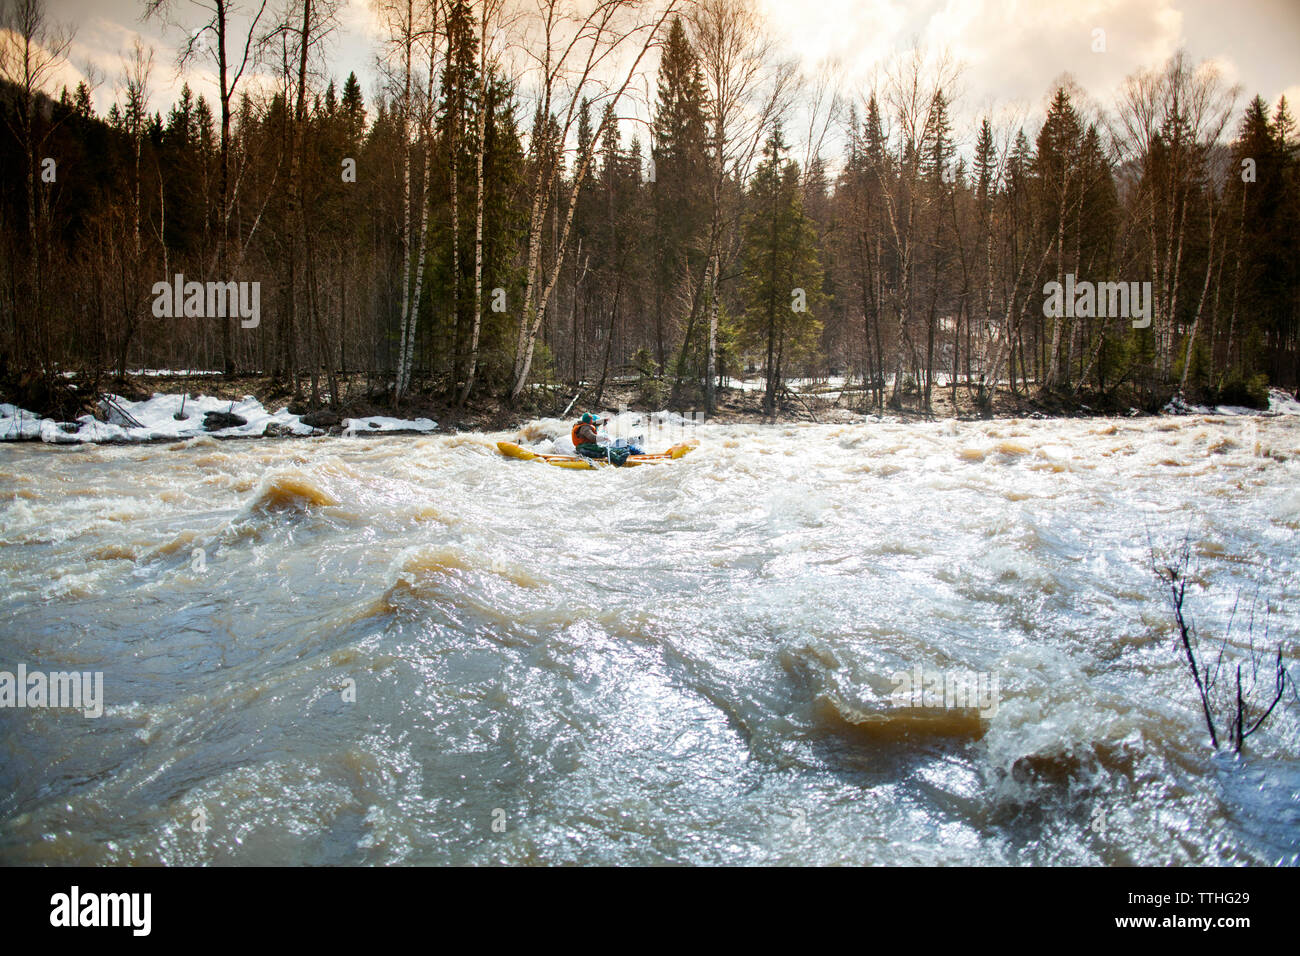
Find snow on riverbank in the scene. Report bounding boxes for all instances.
[1,392,437,444]
[341,415,439,435]
[1162,388,1300,417]
[3,385,1296,445]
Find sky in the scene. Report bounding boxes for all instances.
[10,0,1300,154]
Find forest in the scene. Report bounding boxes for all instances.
[1,0,1297,420]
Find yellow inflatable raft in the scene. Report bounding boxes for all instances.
[496,440,697,469]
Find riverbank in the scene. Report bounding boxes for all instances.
[3,369,1299,445]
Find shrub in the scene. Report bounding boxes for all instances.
[1215,371,1270,410]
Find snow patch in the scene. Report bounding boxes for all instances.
[1162,388,1298,418]
[342,416,438,435]
[1,392,437,444]
[1267,388,1300,416]
[0,404,44,440]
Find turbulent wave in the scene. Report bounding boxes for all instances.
[246,469,341,513]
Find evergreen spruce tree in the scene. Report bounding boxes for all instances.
[741,126,824,416]
[650,16,709,376]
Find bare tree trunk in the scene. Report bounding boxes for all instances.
[1166,194,1189,380]
[1220,189,1245,388]
[403,25,437,399]
[393,0,436,403]
[1044,169,1068,390]
[458,10,490,407]
[285,0,313,397]
[448,43,461,394]
[1180,185,1220,392]
[393,1,414,401]
[217,5,233,374]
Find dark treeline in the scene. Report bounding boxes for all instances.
[1,0,1297,417]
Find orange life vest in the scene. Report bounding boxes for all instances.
[571,421,597,448]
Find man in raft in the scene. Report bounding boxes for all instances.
[571,411,631,466]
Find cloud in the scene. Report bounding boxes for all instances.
[13,0,1295,151]
[339,0,388,45]
[1275,84,1300,113]
[757,0,1192,127]
[0,25,87,98]
[0,13,216,119]
[757,0,905,73]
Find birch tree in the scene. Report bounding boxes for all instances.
[873,49,960,408]
[457,0,507,405]
[684,0,795,413]
[1114,52,1237,386]
[376,0,439,402]
[508,0,682,403]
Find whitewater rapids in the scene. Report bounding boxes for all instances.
[0,411,1297,864]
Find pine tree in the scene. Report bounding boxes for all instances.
[973,116,997,380]
[73,80,92,118]
[651,16,709,376]
[1222,96,1283,386]
[340,72,365,143]
[920,89,955,409]
[1035,86,1084,388]
[741,126,825,416]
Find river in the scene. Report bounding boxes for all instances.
[1,411,1297,864]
